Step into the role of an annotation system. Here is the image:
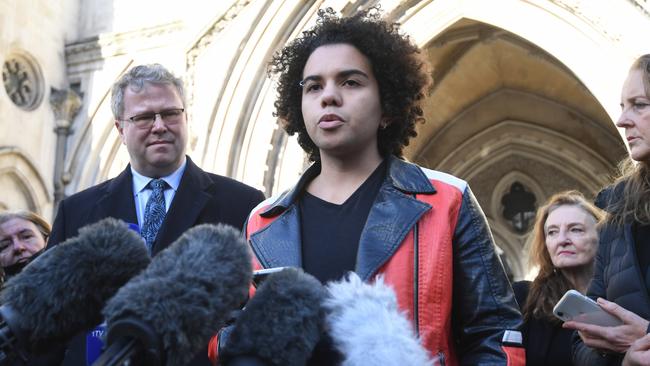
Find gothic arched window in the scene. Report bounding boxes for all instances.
[501,181,537,234]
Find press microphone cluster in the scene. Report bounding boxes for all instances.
[0,218,151,365]
[93,223,252,366]
[220,267,327,366]
[218,269,434,366]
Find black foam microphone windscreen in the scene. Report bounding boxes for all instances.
[221,267,327,366]
[99,223,252,366]
[0,218,151,355]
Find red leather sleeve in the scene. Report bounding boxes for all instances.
[503,345,526,366]
[208,333,219,365]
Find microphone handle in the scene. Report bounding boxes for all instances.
[92,318,162,366]
[0,306,27,366]
[0,324,17,366]
[91,338,140,366]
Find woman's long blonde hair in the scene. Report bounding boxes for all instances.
[523,190,604,322]
[606,54,650,227]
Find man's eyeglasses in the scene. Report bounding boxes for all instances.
[122,108,185,129]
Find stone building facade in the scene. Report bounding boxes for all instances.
[2,0,649,279]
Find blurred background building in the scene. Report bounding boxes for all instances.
[1,0,648,279]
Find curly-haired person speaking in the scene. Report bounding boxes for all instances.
[210,8,525,366]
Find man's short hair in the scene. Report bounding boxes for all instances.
[111,64,186,120]
[269,7,431,161]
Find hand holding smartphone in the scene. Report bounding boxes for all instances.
[553,290,623,327]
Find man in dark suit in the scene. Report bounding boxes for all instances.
[48,64,265,365]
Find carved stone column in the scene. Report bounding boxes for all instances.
[49,87,82,216]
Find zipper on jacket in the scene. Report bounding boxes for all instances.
[436,352,446,366]
[413,216,420,337]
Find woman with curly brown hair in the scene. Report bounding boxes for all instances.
[211,7,524,365]
[513,191,604,366]
[566,54,650,366]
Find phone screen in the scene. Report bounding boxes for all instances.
[252,267,287,287]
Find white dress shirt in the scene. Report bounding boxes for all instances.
[131,158,187,229]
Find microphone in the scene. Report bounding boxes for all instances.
[324,273,436,366]
[0,218,151,364]
[95,223,252,366]
[220,267,327,366]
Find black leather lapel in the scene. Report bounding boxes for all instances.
[355,186,431,281]
[249,205,302,269]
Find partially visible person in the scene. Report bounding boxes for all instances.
[0,210,50,284]
[49,63,265,366]
[566,54,650,365]
[623,334,650,366]
[513,190,604,366]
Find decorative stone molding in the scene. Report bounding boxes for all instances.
[628,0,650,16]
[437,120,612,193]
[65,22,184,71]
[2,52,44,110]
[185,0,253,120]
[0,147,51,215]
[490,172,545,233]
[548,0,625,42]
[50,88,83,214]
[49,87,82,131]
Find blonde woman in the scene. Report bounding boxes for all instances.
[566,54,650,366]
[513,190,604,366]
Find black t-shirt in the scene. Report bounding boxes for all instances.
[299,160,387,284]
[634,223,650,294]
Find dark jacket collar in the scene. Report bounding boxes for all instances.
[250,155,436,279]
[94,166,137,224]
[260,156,435,218]
[94,156,214,254]
[153,156,214,254]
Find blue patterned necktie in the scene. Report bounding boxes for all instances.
[141,179,168,253]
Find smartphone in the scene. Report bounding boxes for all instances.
[553,290,623,327]
[252,267,287,287]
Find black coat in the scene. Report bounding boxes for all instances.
[49,156,265,254]
[47,156,265,366]
[572,186,650,366]
[513,281,575,366]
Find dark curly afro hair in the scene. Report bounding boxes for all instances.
[268,7,431,162]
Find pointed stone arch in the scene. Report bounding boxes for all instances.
[205,0,643,196]
[0,147,51,217]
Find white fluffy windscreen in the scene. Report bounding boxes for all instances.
[324,273,438,366]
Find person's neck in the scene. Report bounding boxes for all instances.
[307,149,384,205]
[133,156,186,179]
[562,265,593,293]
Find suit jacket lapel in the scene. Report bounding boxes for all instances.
[93,166,138,225]
[153,158,211,254]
